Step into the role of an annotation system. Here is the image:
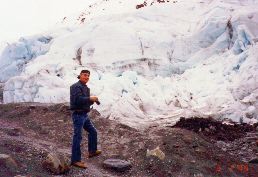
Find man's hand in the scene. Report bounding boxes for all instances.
[90,96,98,102]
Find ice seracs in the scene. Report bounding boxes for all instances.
[1,0,258,128]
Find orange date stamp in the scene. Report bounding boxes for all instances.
[214,162,258,176]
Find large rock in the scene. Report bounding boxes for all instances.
[103,159,132,172]
[0,154,18,171]
[42,152,70,175]
[146,146,165,160]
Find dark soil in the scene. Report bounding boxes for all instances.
[173,117,258,141]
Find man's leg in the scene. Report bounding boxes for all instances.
[71,112,85,163]
[83,115,97,153]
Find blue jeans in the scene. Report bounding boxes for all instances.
[71,112,97,163]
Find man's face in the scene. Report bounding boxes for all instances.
[80,72,90,83]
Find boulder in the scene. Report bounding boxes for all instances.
[0,154,18,171]
[42,152,70,174]
[146,146,165,160]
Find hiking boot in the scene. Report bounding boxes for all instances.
[88,150,102,158]
[71,161,87,169]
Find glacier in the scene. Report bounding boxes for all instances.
[1,0,258,128]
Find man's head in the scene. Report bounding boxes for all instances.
[78,70,90,84]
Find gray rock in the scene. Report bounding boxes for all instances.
[204,128,210,132]
[209,126,216,131]
[6,127,23,136]
[39,126,50,135]
[0,154,18,171]
[245,112,253,119]
[249,158,258,164]
[103,159,132,172]
[0,83,4,102]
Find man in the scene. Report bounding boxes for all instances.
[70,69,101,169]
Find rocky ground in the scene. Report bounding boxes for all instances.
[0,103,258,177]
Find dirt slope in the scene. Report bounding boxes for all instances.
[0,103,258,177]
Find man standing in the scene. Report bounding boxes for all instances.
[70,70,101,169]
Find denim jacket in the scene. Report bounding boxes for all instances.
[70,81,94,112]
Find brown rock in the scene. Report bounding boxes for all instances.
[42,152,70,175]
[173,144,180,148]
[29,105,36,109]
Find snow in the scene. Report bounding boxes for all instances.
[1,0,258,128]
